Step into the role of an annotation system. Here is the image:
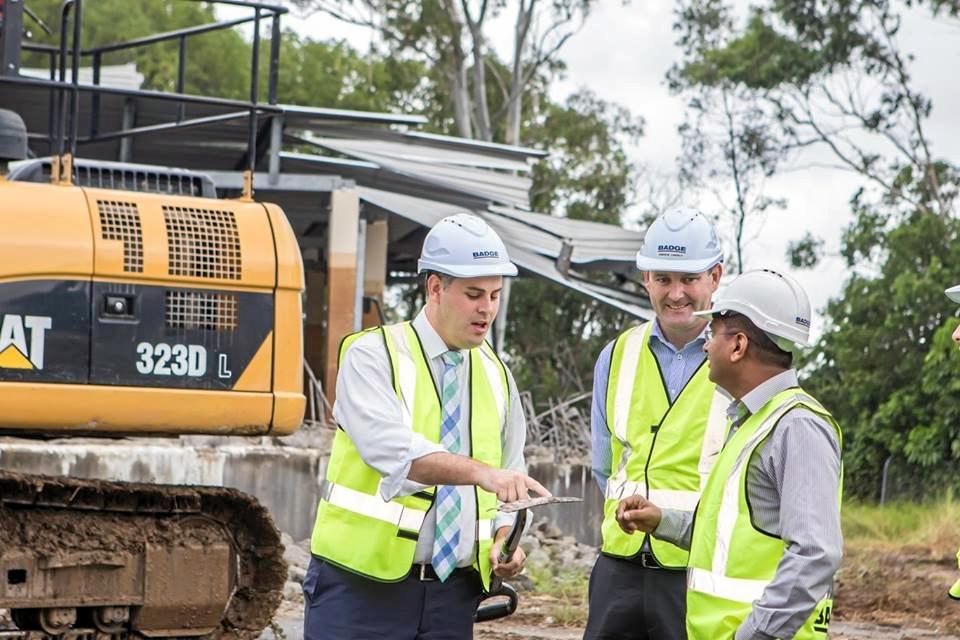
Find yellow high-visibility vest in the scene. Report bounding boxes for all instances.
[602,322,728,568]
[310,322,507,590]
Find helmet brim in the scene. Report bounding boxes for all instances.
[418,259,518,278]
[946,285,960,303]
[693,302,810,348]
[635,255,722,274]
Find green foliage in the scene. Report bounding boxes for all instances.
[22,0,251,99]
[527,90,643,226]
[275,33,430,113]
[525,559,590,626]
[786,231,824,268]
[672,0,954,219]
[801,205,960,499]
[681,10,822,89]
[19,1,434,122]
[506,90,642,400]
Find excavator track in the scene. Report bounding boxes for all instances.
[0,471,286,640]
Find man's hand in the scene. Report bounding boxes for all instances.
[616,495,662,534]
[478,467,551,503]
[490,525,526,578]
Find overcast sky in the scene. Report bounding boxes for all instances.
[248,2,960,335]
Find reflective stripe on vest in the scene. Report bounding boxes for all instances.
[323,482,429,535]
[601,322,727,566]
[685,389,842,640]
[604,481,701,512]
[310,322,506,589]
[323,481,496,541]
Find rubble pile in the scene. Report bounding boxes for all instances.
[520,518,597,589]
[277,517,598,604]
[281,533,311,604]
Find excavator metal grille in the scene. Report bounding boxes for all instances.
[97,200,144,273]
[165,290,239,331]
[162,206,241,280]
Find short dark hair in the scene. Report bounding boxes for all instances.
[715,312,793,369]
[422,270,454,291]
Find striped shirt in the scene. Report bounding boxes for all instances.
[654,370,843,640]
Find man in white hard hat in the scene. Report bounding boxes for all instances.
[616,269,843,640]
[584,207,728,640]
[945,285,960,602]
[303,214,549,639]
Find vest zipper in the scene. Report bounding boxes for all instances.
[640,336,709,565]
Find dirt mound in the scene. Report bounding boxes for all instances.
[834,546,960,635]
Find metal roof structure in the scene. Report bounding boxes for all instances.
[359,188,651,319]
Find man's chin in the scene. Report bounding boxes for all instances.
[658,311,695,329]
[457,333,487,349]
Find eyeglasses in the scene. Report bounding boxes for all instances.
[704,326,741,342]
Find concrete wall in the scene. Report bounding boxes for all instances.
[528,462,604,547]
[0,435,605,547]
[0,432,332,542]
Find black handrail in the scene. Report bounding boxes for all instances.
[3,0,287,178]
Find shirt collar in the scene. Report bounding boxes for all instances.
[737,369,800,416]
[413,310,462,361]
[650,319,707,352]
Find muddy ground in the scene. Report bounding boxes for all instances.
[274,529,960,640]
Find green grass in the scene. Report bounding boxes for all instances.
[842,494,960,555]
[525,560,591,626]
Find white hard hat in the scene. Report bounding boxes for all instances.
[417,214,519,278]
[946,285,960,303]
[694,268,812,351]
[635,207,723,273]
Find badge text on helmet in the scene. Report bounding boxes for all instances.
[657,244,687,257]
[472,250,500,259]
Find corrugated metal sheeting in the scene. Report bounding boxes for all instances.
[359,188,653,319]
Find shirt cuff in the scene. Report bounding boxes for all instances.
[653,508,691,549]
[734,618,776,640]
[494,510,518,534]
[377,437,444,501]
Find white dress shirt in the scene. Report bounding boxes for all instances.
[332,310,527,567]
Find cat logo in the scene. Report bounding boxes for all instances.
[0,315,52,370]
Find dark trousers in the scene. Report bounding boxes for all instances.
[302,556,484,640]
[583,553,687,640]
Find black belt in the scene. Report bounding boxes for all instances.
[630,551,664,569]
[409,564,475,582]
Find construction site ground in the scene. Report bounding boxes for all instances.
[266,526,960,640]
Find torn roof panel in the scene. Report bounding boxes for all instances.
[358,187,651,319]
[485,207,643,271]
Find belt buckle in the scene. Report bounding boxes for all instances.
[640,552,660,569]
[418,564,436,582]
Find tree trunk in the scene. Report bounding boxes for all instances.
[446,65,473,139]
[505,2,534,146]
[442,0,474,139]
[464,8,492,141]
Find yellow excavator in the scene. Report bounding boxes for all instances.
[0,106,305,638]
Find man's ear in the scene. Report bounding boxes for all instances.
[729,333,749,364]
[425,273,441,301]
[709,263,723,290]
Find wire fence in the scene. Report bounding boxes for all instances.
[878,455,960,504]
